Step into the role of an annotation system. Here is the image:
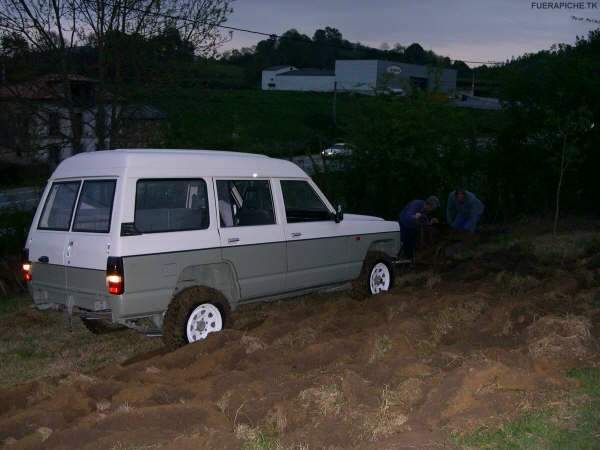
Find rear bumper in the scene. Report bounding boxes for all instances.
[29,281,118,320]
[33,301,113,320]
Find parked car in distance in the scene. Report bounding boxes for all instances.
[321,143,353,158]
[22,149,400,348]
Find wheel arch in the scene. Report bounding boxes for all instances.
[174,261,239,312]
[366,237,399,261]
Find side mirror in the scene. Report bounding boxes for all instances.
[334,204,344,223]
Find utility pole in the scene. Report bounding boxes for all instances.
[471,70,475,96]
[332,81,337,127]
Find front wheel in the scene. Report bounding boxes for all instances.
[162,286,230,350]
[352,252,395,298]
[369,262,392,294]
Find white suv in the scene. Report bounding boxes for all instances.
[23,149,400,348]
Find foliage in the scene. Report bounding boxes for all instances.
[0,208,33,256]
[221,26,470,87]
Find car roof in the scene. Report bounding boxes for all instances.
[51,149,308,179]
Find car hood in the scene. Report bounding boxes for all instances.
[343,213,385,222]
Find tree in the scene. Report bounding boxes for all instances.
[0,0,233,155]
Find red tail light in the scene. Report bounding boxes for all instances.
[22,248,31,282]
[106,257,124,295]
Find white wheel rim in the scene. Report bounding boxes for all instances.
[369,263,391,294]
[186,303,223,342]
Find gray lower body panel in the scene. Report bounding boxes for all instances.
[28,231,400,324]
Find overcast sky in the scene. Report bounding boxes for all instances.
[221,0,600,64]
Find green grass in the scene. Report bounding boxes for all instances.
[127,87,498,157]
[0,296,27,315]
[0,295,161,388]
[456,368,600,449]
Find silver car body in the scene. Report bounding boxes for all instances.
[25,149,400,329]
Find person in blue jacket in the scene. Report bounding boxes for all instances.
[446,188,484,232]
[398,196,440,260]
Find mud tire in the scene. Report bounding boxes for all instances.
[351,251,395,299]
[162,286,231,350]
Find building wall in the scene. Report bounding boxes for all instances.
[269,75,335,92]
[376,61,457,94]
[335,60,379,93]
[261,66,294,90]
[262,60,457,95]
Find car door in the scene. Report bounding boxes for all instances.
[279,179,351,291]
[215,178,286,300]
[65,178,118,309]
[28,180,81,305]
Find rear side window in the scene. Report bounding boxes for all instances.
[281,180,331,223]
[135,179,209,233]
[38,181,80,230]
[72,180,116,233]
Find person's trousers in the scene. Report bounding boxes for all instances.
[451,213,482,232]
[401,226,417,260]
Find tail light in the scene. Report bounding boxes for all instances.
[106,256,124,295]
[22,248,32,282]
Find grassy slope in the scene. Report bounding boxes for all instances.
[456,368,600,450]
[134,88,499,157]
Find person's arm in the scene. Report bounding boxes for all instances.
[400,200,422,228]
[468,193,484,217]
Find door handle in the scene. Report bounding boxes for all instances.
[227,237,240,243]
[38,256,49,263]
[291,232,302,238]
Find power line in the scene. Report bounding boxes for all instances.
[103,1,504,66]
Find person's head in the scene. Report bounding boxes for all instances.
[424,195,440,212]
[455,188,466,204]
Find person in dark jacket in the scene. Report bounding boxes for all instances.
[398,196,440,260]
[446,188,484,232]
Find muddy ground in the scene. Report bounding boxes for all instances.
[1,232,600,449]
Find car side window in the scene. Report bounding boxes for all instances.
[72,180,116,233]
[135,179,209,233]
[38,181,81,231]
[216,180,275,227]
[280,180,331,223]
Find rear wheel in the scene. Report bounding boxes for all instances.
[162,286,230,350]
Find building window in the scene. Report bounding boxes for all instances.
[409,77,429,90]
[268,83,276,88]
[48,112,61,137]
[73,113,83,140]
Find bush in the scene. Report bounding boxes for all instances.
[0,208,33,256]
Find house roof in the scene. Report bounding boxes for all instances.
[263,65,293,71]
[0,74,99,101]
[278,68,335,77]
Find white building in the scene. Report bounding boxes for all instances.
[262,60,457,96]
[262,67,335,92]
[261,65,295,90]
[0,74,166,166]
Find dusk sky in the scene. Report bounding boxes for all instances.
[222,0,600,64]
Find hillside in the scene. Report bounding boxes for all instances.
[1,227,599,449]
